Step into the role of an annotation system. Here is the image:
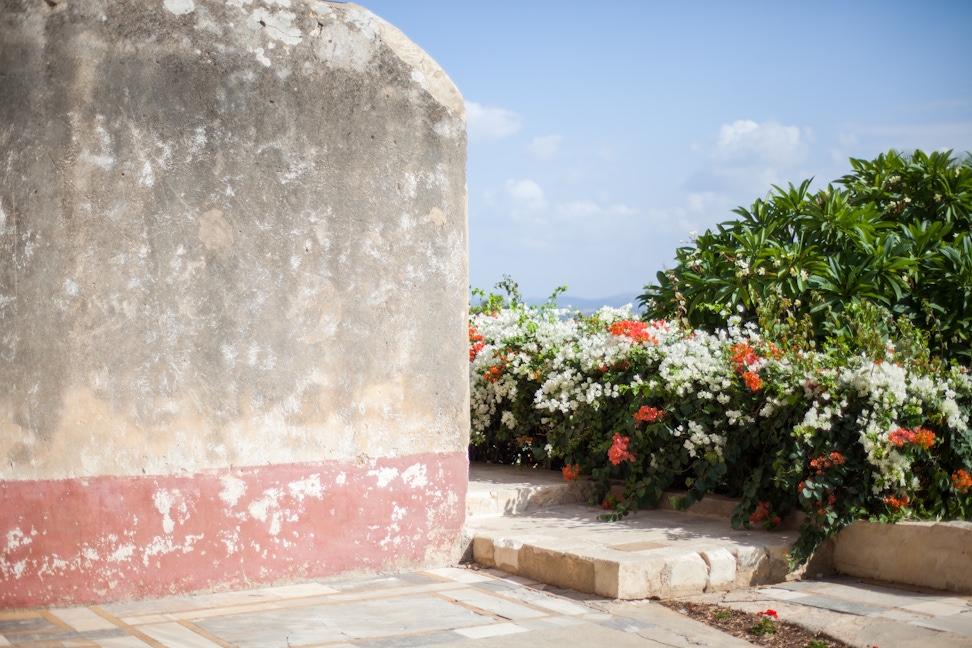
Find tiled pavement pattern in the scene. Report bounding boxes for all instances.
[6,568,972,648]
[0,567,754,648]
[677,575,972,648]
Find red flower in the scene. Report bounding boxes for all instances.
[730,342,758,366]
[889,427,936,449]
[810,452,845,475]
[749,501,781,529]
[468,325,483,343]
[888,428,912,447]
[600,494,626,510]
[749,501,771,524]
[607,433,636,465]
[608,320,658,344]
[634,406,664,424]
[562,464,580,481]
[469,325,486,361]
[759,609,778,619]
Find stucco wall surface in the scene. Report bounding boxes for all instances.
[0,0,468,606]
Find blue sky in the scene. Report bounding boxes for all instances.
[361,1,972,300]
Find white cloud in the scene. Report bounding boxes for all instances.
[505,179,547,214]
[686,119,812,198]
[466,101,523,141]
[676,119,818,228]
[608,204,639,216]
[527,134,563,159]
[555,201,638,221]
[712,119,808,167]
[556,200,600,220]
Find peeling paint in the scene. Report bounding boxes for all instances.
[369,466,399,488]
[153,489,177,534]
[288,474,323,500]
[0,453,467,607]
[218,475,246,506]
[109,544,136,562]
[401,463,428,488]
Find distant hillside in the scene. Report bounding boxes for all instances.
[526,293,644,315]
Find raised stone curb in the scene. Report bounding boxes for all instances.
[469,510,795,600]
[466,464,972,600]
[834,520,972,595]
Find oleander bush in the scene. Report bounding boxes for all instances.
[469,150,972,565]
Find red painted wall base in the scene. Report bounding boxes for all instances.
[0,452,467,608]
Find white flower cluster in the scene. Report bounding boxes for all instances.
[840,358,908,409]
[470,303,971,496]
[679,419,726,459]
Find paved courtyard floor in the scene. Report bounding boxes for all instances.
[4,565,972,647]
[0,566,755,648]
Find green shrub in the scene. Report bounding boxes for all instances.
[639,150,972,363]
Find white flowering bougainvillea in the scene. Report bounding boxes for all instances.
[469,297,972,564]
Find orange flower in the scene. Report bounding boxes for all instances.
[912,428,936,449]
[483,366,502,383]
[883,494,910,511]
[730,342,758,366]
[888,428,913,447]
[634,406,664,424]
[749,501,781,528]
[608,320,658,344]
[469,342,485,361]
[743,371,763,391]
[810,452,845,475]
[469,325,486,361]
[607,433,636,465]
[562,464,580,481]
[952,469,972,493]
[889,427,936,449]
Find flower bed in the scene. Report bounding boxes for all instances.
[469,300,972,564]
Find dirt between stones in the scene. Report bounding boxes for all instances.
[660,600,854,648]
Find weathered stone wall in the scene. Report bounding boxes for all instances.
[0,0,468,607]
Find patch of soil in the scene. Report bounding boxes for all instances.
[660,600,854,648]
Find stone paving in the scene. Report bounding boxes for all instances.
[8,566,972,647]
[0,566,753,647]
[674,575,972,647]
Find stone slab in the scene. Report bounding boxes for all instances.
[467,464,592,518]
[468,502,796,599]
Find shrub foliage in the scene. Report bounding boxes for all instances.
[639,150,972,362]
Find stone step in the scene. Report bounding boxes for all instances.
[466,463,592,519]
[466,464,798,600]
